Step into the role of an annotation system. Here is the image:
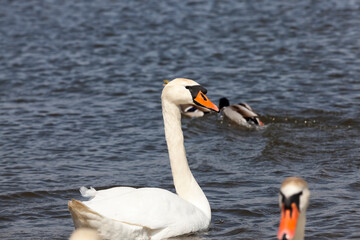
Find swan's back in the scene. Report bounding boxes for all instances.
[68,187,209,239]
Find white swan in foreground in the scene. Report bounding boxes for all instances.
[68,78,219,240]
[219,97,264,127]
[277,177,310,240]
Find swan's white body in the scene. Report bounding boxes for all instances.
[68,78,218,240]
[278,177,310,240]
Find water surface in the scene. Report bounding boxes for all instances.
[0,0,359,239]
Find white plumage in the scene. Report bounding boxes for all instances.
[69,228,101,240]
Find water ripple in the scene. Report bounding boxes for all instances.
[1,0,359,239]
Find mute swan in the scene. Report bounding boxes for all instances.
[219,97,264,127]
[277,177,310,240]
[68,78,219,240]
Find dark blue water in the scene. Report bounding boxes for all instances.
[1,0,359,239]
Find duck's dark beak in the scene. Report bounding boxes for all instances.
[193,91,219,112]
[277,203,299,240]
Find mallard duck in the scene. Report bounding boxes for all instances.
[219,97,264,127]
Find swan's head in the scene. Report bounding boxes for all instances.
[162,78,219,112]
[277,177,310,240]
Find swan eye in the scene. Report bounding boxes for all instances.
[280,191,303,212]
[185,85,208,99]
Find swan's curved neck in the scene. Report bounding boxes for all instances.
[162,98,211,220]
[294,211,306,240]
